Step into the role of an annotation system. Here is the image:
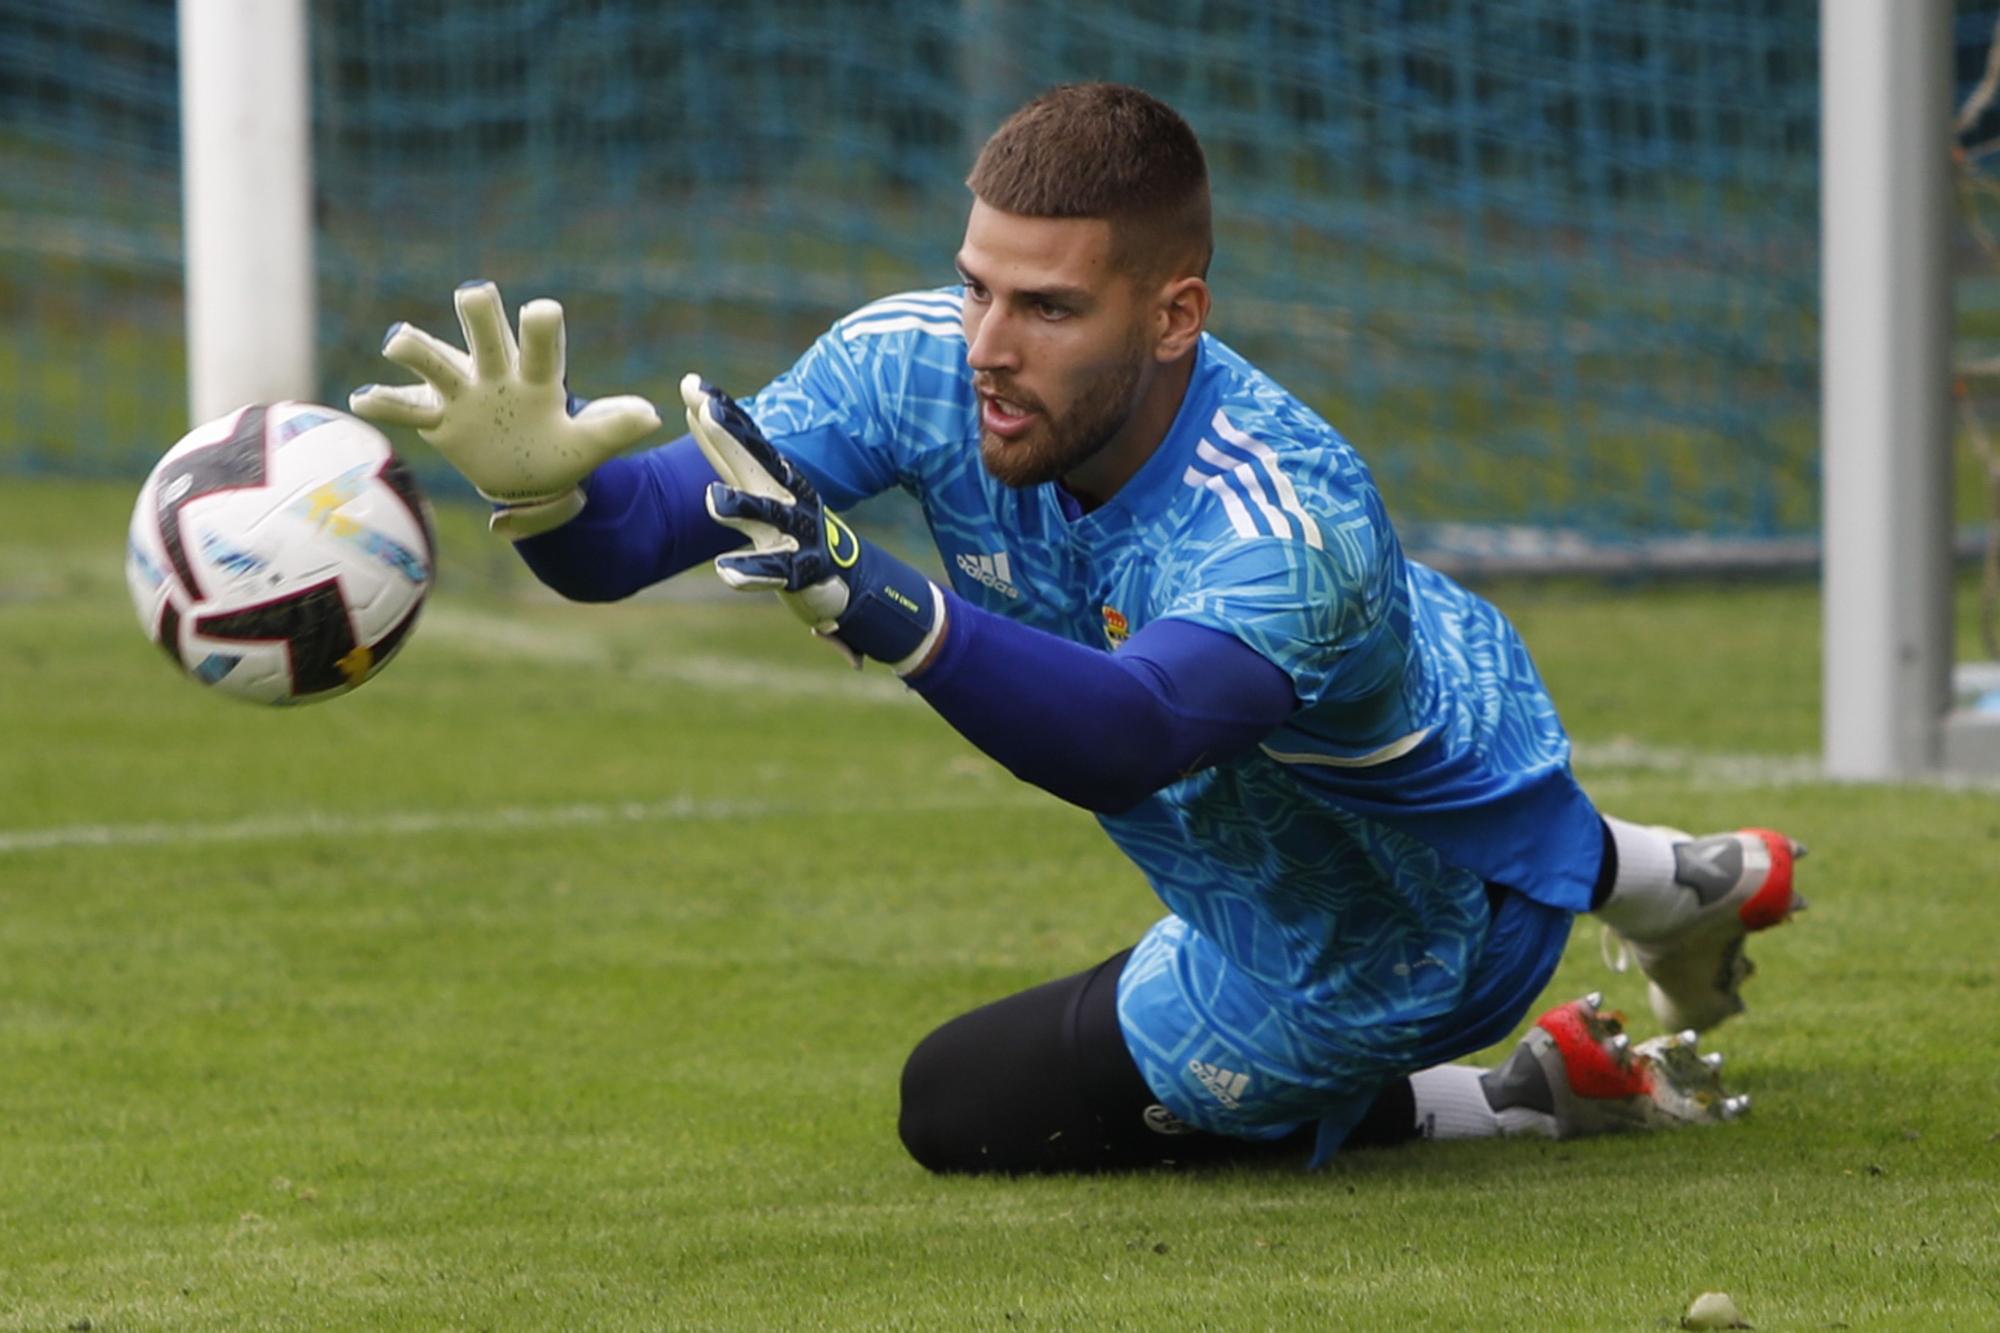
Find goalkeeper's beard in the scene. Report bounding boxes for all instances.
[978,341,1149,491]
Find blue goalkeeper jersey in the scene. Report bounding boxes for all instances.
[748,287,1601,1028]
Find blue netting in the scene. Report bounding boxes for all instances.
[0,1,1988,555]
[1,0,183,477]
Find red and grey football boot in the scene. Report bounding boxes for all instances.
[1604,827,1808,1033]
[1481,993,1748,1138]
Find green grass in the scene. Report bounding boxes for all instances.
[2,478,1997,1331]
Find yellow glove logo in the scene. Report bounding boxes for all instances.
[825,512,861,570]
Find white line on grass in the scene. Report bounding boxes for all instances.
[425,607,2000,788]
[419,607,914,705]
[1573,739,2000,792]
[1572,741,1823,786]
[12,742,1996,857]
[0,791,1045,856]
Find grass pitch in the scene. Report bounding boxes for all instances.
[2,478,1997,1331]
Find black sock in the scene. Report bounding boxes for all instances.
[1339,1076,1420,1149]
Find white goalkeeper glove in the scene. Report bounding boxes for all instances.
[349,280,660,539]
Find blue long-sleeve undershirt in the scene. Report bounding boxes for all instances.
[910,593,1297,813]
[514,435,737,602]
[513,441,1299,812]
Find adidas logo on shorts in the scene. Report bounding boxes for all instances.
[1189,1060,1250,1109]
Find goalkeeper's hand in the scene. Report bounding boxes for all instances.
[349,280,660,539]
[681,374,946,674]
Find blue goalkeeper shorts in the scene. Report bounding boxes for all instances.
[1116,884,1573,1164]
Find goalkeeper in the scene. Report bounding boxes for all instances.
[354,83,1805,1171]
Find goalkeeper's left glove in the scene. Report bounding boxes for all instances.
[680,374,946,674]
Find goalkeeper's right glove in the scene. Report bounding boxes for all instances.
[349,280,660,539]
[683,375,947,674]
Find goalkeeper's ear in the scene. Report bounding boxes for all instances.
[1152,275,1210,362]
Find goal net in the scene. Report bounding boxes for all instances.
[3,0,1983,578]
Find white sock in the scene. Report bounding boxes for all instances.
[1595,816,1693,941]
[1408,1065,1501,1140]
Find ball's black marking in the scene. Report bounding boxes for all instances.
[154,405,269,600]
[365,598,425,677]
[194,577,358,696]
[374,450,437,568]
[155,600,185,669]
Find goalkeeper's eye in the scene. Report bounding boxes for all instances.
[1031,298,1072,322]
[961,279,990,304]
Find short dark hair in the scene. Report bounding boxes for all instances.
[967,83,1212,282]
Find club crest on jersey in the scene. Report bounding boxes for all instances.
[1102,605,1131,648]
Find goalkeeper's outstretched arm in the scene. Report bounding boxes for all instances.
[509,438,743,603]
[683,375,1297,813]
[910,602,1297,814]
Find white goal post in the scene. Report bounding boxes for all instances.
[178,0,316,425]
[1822,0,1998,779]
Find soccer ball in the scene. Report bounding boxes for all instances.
[125,401,436,705]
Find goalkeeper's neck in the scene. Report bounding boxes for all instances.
[1060,348,1199,511]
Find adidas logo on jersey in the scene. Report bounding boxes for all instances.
[955,551,1022,600]
[1188,1060,1250,1108]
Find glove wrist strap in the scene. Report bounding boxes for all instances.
[487,487,586,540]
[887,583,947,677]
[828,544,942,668]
